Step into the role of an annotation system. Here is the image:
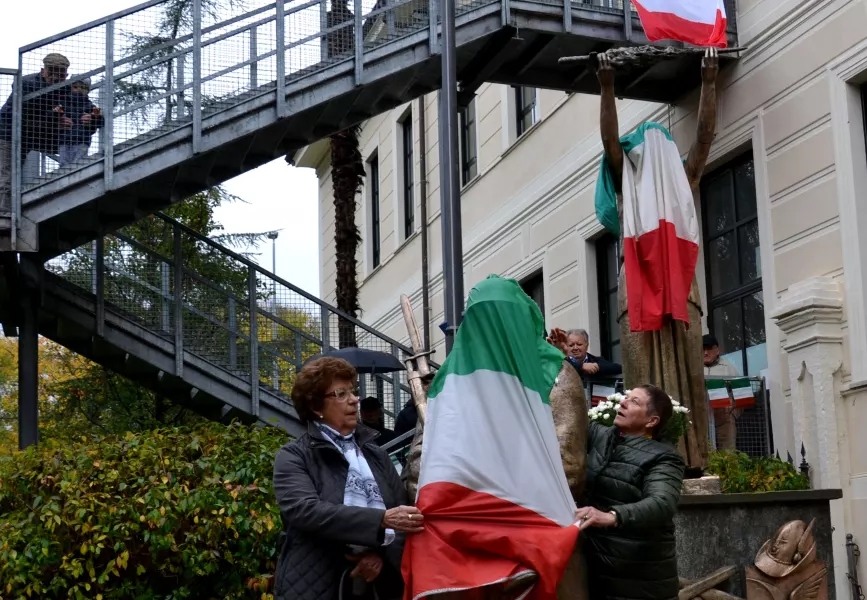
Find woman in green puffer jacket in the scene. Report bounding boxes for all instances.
[573,384,685,600]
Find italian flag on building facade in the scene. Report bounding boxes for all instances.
[632,0,728,48]
[595,122,701,332]
[402,275,580,600]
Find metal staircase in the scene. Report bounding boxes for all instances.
[0,0,736,255]
[2,212,416,436]
[0,0,737,443]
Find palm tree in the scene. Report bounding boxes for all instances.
[329,125,364,348]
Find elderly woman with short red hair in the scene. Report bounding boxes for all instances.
[272,357,423,600]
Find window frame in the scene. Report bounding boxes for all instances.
[368,151,381,269]
[701,153,764,376]
[401,115,415,240]
[459,98,478,185]
[595,232,621,365]
[519,270,545,318]
[514,87,538,138]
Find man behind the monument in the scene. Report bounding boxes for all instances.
[595,47,719,471]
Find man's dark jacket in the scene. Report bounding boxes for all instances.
[581,422,685,600]
[567,352,622,379]
[0,73,67,154]
[393,400,417,439]
[272,422,406,600]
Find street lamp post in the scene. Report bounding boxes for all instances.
[267,231,279,389]
[438,0,463,355]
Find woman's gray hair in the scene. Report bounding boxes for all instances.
[565,329,589,343]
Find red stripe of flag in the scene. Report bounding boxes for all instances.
[403,482,579,600]
[623,220,699,332]
[632,1,728,48]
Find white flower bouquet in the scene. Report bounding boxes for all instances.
[587,392,626,427]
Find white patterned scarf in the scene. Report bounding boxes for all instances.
[316,423,395,548]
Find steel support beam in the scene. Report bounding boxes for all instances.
[18,265,40,450]
[456,26,515,107]
[438,0,463,354]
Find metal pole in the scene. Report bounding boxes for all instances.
[268,231,278,389]
[18,280,39,450]
[276,0,286,118]
[104,20,115,189]
[248,265,260,416]
[11,61,22,250]
[95,235,105,337]
[438,0,463,355]
[173,225,184,377]
[192,0,203,153]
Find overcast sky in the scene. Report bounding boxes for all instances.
[0,0,321,296]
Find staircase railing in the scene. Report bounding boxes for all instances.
[46,212,419,425]
[3,0,687,206]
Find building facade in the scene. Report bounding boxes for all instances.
[296,0,867,590]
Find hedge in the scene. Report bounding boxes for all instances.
[706,449,811,493]
[0,422,289,599]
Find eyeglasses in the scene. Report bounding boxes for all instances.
[324,388,360,402]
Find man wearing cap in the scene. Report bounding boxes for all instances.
[360,396,397,447]
[0,53,72,213]
[703,333,740,450]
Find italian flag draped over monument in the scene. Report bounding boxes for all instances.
[595,122,700,332]
[632,0,728,48]
[402,276,580,600]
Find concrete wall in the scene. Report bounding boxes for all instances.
[300,0,867,593]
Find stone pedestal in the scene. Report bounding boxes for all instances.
[771,276,844,490]
[683,475,722,495]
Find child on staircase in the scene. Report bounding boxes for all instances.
[58,76,103,166]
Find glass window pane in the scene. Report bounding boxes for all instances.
[743,292,767,376]
[605,237,618,287]
[522,88,536,113]
[611,342,622,365]
[734,160,757,221]
[704,170,735,235]
[708,231,739,296]
[608,291,619,344]
[738,219,761,284]
[713,300,744,373]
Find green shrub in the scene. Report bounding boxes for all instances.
[706,449,811,493]
[0,422,289,599]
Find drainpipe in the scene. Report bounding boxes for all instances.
[418,96,431,350]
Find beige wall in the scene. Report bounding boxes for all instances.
[302,0,867,591]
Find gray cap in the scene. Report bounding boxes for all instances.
[72,75,91,88]
[43,53,70,69]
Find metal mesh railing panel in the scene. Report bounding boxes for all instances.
[18,24,109,188]
[50,211,415,422]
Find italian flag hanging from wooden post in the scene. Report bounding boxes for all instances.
[402,275,580,600]
[595,122,701,332]
[632,0,728,48]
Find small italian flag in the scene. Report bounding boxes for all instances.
[402,275,580,600]
[706,378,731,409]
[633,0,728,48]
[730,378,755,408]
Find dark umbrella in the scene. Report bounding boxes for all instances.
[306,347,405,374]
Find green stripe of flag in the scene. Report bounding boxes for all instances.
[427,276,565,404]
[706,378,729,401]
[730,377,754,399]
